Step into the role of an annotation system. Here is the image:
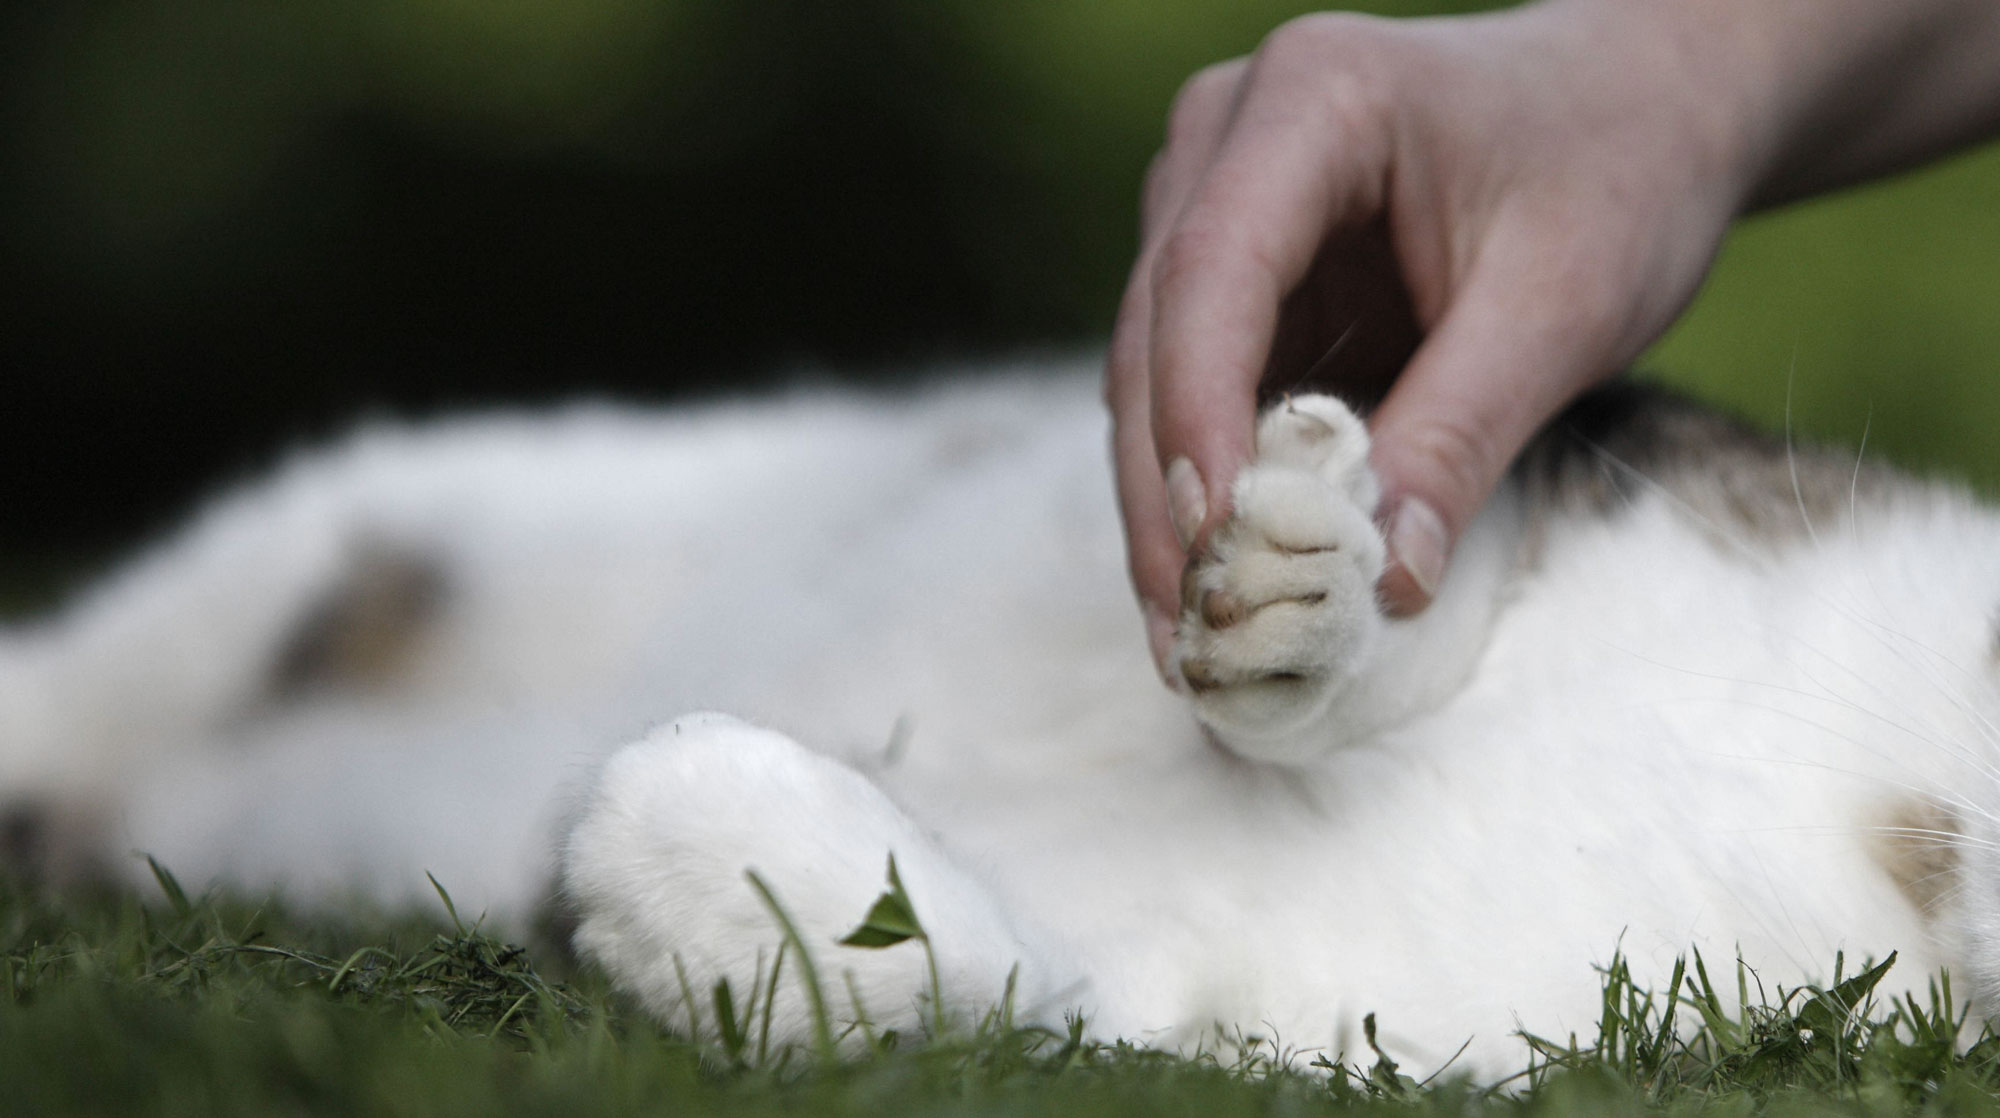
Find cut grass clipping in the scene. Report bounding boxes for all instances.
[8,857,2000,1115]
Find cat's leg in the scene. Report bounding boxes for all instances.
[563,713,1073,1049]
[0,480,438,881]
[0,642,115,882]
[1171,395,1392,763]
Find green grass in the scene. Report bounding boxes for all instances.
[10,865,2000,1117]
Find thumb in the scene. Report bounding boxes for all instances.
[1366,272,1615,614]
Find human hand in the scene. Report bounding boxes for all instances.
[1107,3,1758,678]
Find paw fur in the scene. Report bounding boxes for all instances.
[1173,396,1386,761]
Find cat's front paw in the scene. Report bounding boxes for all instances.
[1173,395,1386,763]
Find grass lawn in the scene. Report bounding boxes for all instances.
[8,863,2000,1117]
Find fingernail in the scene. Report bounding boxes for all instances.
[1387,497,1449,600]
[1144,603,1180,690]
[1164,457,1206,550]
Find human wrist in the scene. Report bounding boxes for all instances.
[1510,0,1782,215]
[1529,0,2000,210]
[1745,0,2000,205]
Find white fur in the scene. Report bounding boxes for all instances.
[566,712,1068,1042]
[4,360,1997,1080]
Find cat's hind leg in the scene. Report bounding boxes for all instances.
[0,485,441,882]
[1173,395,1389,763]
[563,713,1071,1049]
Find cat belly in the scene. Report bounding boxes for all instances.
[895,671,1947,1077]
[871,490,1964,1074]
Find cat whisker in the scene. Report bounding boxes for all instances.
[1781,349,1827,555]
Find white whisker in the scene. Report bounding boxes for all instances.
[1783,348,1825,553]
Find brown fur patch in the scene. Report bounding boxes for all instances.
[0,796,112,887]
[1871,796,1961,919]
[1514,382,1895,557]
[272,548,446,695]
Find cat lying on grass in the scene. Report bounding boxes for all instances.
[1,359,1992,1079]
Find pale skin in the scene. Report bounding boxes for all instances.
[1110,0,2000,678]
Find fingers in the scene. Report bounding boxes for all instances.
[1113,27,1399,680]
[1108,59,1247,674]
[1365,252,1619,615]
[1107,260,1189,676]
[1144,59,1247,233]
[1146,47,1394,555]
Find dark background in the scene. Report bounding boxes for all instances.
[6,0,2000,604]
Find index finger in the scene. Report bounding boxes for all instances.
[1146,80,1392,550]
[1106,255,1189,675]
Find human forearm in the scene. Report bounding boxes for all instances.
[1553,0,2000,208]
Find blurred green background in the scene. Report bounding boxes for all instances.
[4,0,1998,604]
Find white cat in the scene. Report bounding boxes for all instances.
[3,358,1996,1080]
